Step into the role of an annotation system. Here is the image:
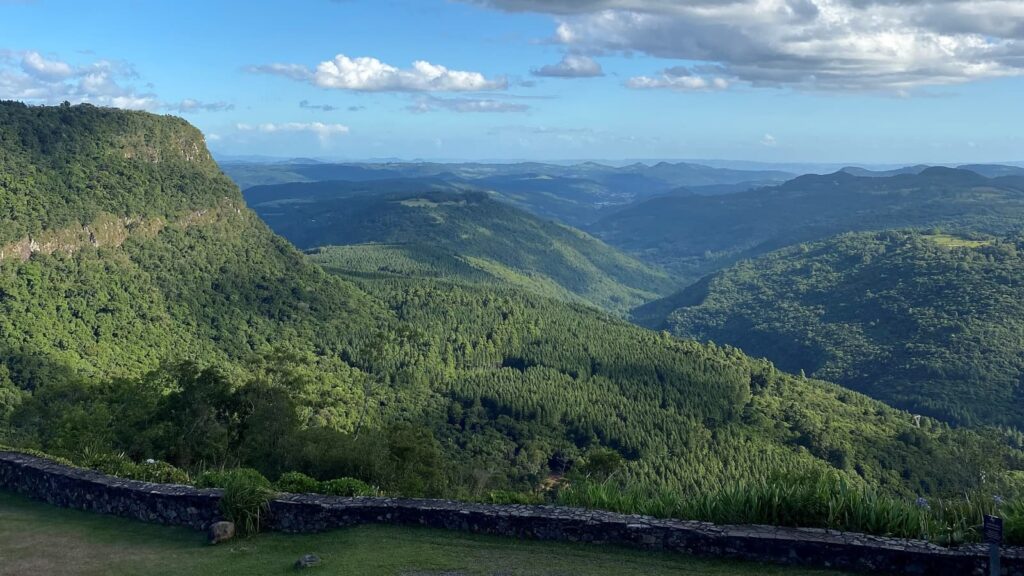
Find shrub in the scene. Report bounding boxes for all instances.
[485,490,545,505]
[195,469,233,489]
[0,444,75,467]
[78,451,189,485]
[276,471,320,494]
[217,468,274,535]
[320,477,378,497]
[556,468,1024,546]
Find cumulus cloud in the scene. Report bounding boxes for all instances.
[235,122,351,142]
[464,0,1024,92]
[761,133,778,147]
[627,67,728,90]
[20,51,73,80]
[0,51,160,109]
[408,96,529,113]
[532,54,604,78]
[250,54,507,92]
[1,50,233,113]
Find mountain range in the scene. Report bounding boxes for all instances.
[2,102,1012,501]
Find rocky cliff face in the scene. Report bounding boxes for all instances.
[0,101,239,246]
[0,201,243,263]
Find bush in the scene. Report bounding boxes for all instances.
[320,477,378,497]
[195,469,233,489]
[0,444,75,467]
[78,451,189,485]
[217,468,274,535]
[485,490,545,505]
[276,471,320,494]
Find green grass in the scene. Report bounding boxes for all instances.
[0,492,852,576]
[920,233,993,248]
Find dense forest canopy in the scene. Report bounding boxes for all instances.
[646,230,1024,430]
[0,100,233,246]
[0,103,1020,509]
[245,181,675,314]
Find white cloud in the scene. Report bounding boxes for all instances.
[466,0,1024,92]
[164,99,234,113]
[245,63,314,81]
[761,133,778,147]
[235,122,351,142]
[627,68,728,91]
[2,56,249,118]
[251,54,507,92]
[0,51,158,109]
[21,51,73,80]
[0,50,231,114]
[532,54,604,78]
[408,96,529,113]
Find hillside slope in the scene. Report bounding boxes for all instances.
[0,103,1017,502]
[245,181,675,314]
[649,230,1024,428]
[595,167,1024,281]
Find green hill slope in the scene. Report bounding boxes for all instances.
[594,167,1024,281]
[649,230,1024,428]
[0,103,1018,506]
[245,181,676,314]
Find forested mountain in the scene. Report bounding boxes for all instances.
[225,160,793,226]
[1,102,1019,504]
[594,167,1024,280]
[245,180,674,313]
[644,230,1024,429]
[958,164,1024,178]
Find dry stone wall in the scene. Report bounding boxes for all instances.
[1,451,1020,576]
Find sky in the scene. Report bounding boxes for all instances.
[1,0,1022,164]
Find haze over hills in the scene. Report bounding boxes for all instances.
[224,160,794,226]
[243,180,675,313]
[643,230,1024,429]
[4,103,1018,504]
[596,167,1024,281]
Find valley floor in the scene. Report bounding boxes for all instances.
[0,492,853,576]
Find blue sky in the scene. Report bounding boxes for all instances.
[1,0,1022,163]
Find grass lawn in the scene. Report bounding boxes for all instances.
[921,233,993,249]
[0,492,854,576]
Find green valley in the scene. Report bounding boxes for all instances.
[245,181,676,314]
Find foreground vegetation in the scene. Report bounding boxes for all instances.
[0,492,852,576]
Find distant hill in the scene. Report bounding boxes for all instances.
[594,167,1024,280]
[244,181,675,313]
[839,165,931,178]
[223,160,794,226]
[958,164,1024,178]
[646,230,1024,428]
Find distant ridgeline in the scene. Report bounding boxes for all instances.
[225,159,794,227]
[595,167,1024,282]
[244,181,676,314]
[642,230,1024,430]
[0,102,1021,514]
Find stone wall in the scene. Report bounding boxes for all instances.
[2,451,1021,576]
